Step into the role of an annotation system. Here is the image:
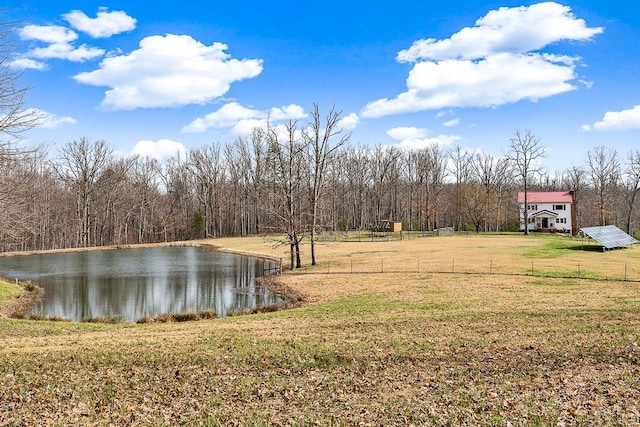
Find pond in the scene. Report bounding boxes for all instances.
[0,246,283,322]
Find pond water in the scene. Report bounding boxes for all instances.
[0,246,283,322]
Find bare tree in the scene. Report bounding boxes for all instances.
[460,182,496,233]
[161,154,195,241]
[621,150,640,234]
[561,165,586,233]
[55,138,113,247]
[264,120,308,270]
[0,19,42,144]
[0,145,49,250]
[586,145,620,226]
[402,149,421,231]
[0,16,44,248]
[129,156,163,243]
[506,130,546,235]
[416,144,448,231]
[467,152,511,232]
[303,104,350,265]
[369,145,402,228]
[340,144,371,230]
[447,145,473,231]
[224,134,268,237]
[188,145,225,238]
[94,156,136,245]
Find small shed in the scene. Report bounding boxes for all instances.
[380,220,402,233]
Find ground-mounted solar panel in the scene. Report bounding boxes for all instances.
[579,225,638,250]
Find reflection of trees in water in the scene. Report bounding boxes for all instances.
[5,247,281,322]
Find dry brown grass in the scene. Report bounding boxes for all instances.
[1,233,640,425]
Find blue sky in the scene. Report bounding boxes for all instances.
[7,1,640,172]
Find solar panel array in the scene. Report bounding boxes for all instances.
[579,225,638,249]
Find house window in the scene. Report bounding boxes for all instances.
[554,204,565,210]
[557,218,566,224]
[528,217,535,223]
[527,204,537,211]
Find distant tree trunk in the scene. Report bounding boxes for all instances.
[506,130,546,235]
[264,120,307,270]
[447,145,473,231]
[622,150,640,235]
[561,166,586,234]
[586,145,620,226]
[55,138,113,247]
[304,104,350,265]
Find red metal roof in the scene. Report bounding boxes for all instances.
[517,191,573,204]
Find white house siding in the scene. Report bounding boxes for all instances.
[517,192,574,234]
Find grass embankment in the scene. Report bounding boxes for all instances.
[1,233,640,425]
[0,279,22,315]
[0,278,43,320]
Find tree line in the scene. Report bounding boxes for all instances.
[1,112,639,268]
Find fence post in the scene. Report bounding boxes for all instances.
[531,261,534,275]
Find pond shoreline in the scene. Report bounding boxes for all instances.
[0,279,44,319]
[0,239,284,270]
[0,240,205,258]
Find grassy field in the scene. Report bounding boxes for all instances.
[1,233,639,426]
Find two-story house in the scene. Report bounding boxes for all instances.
[517,191,576,235]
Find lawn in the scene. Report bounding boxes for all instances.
[1,233,639,426]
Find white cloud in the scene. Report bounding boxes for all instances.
[28,109,77,128]
[132,139,187,161]
[183,102,262,132]
[386,126,460,149]
[19,25,78,44]
[364,53,575,117]
[583,105,640,131]
[183,101,307,134]
[338,113,360,130]
[269,105,307,120]
[362,2,603,118]
[63,8,137,38]
[387,126,427,140]
[18,25,105,62]
[9,58,46,70]
[232,118,271,136]
[29,43,105,62]
[73,34,263,110]
[444,118,460,127]
[579,79,594,90]
[397,2,602,62]
[436,110,454,118]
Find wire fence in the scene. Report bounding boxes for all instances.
[292,252,640,283]
[315,228,454,243]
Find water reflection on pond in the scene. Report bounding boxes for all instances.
[0,246,282,322]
